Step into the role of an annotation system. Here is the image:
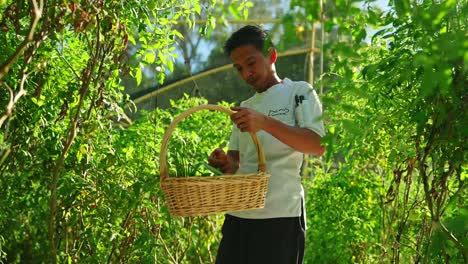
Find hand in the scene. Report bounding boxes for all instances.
[230,106,267,133]
[208,149,240,174]
[208,148,228,170]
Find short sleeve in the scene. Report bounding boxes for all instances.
[294,85,326,137]
[228,124,240,151]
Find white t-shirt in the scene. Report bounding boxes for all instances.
[228,78,325,219]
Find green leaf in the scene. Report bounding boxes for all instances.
[243,8,249,20]
[166,57,174,72]
[30,97,44,106]
[203,162,223,176]
[133,182,142,197]
[341,119,360,135]
[420,70,437,97]
[229,4,241,20]
[144,52,155,64]
[324,20,335,32]
[194,2,201,15]
[135,65,142,86]
[394,0,410,18]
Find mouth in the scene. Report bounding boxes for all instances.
[247,77,257,86]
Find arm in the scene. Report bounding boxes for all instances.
[230,106,325,156]
[263,116,325,155]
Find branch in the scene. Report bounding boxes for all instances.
[157,228,178,264]
[107,211,132,264]
[0,0,43,80]
[439,221,467,263]
[441,181,465,216]
[179,219,194,262]
[418,126,436,218]
[0,74,29,128]
[55,48,81,81]
[49,119,78,263]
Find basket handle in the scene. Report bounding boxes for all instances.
[159,104,268,181]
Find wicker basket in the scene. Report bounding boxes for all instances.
[159,104,270,217]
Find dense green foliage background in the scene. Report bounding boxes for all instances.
[0,0,466,263]
[303,0,467,263]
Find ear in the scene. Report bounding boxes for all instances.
[268,48,277,64]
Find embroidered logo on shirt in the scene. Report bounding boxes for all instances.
[268,108,290,117]
[295,95,305,107]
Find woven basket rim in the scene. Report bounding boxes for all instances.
[159,104,268,182]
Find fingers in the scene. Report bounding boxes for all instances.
[230,106,245,121]
[208,157,225,168]
[230,107,249,130]
[210,148,225,158]
[231,106,243,111]
[221,160,237,174]
[230,106,265,132]
[221,163,232,174]
[208,148,228,168]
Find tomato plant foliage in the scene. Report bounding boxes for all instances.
[287,0,467,263]
[0,0,242,263]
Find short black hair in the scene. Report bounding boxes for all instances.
[223,25,273,56]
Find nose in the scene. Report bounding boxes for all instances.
[244,70,254,80]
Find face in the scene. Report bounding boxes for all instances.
[230,44,275,93]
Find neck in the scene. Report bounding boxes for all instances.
[269,64,282,86]
[264,71,282,91]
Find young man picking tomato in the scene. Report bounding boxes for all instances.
[209,25,326,264]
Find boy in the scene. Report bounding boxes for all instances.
[208,25,325,264]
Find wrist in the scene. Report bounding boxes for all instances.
[262,115,277,133]
[261,115,269,130]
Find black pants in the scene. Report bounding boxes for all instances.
[215,211,305,264]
